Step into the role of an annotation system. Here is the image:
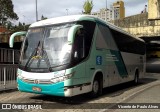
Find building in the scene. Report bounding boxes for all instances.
[0,26,10,43]
[91,0,125,21]
[148,0,160,19]
[111,0,125,20]
[92,8,112,21]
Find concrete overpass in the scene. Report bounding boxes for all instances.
[112,13,160,37]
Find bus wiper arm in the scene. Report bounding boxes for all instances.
[36,48,52,72]
[25,41,40,69]
[42,49,52,72]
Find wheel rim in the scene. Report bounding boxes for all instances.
[93,80,99,94]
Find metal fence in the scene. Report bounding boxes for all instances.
[0,48,20,91]
[0,48,20,64]
[0,64,18,91]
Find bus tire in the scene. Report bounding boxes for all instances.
[133,71,139,85]
[90,77,102,98]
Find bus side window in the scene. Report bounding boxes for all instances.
[74,29,86,59]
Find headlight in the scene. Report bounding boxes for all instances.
[51,77,64,83]
[17,73,23,79]
[63,73,74,80]
[51,72,74,83]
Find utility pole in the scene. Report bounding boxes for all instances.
[66,9,69,15]
[106,0,108,9]
[36,0,38,21]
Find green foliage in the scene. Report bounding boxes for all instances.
[11,22,30,32]
[83,0,93,14]
[41,15,48,20]
[0,0,19,25]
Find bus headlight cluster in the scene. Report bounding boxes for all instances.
[50,73,74,84]
[17,73,24,79]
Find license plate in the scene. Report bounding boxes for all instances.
[32,87,41,92]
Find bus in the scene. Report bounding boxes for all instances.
[10,15,146,97]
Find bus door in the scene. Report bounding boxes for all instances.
[71,27,87,85]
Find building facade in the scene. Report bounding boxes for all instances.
[92,8,112,21]
[111,0,125,20]
[91,0,125,21]
[148,0,160,19]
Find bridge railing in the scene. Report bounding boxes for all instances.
[0,48,20,64]
[0,64,18,91]
[0,48,20,91]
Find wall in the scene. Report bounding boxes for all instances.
[148,0,160,19]
[112,13,160,37]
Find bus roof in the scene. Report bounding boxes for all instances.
[30,15,144,43]
[30,15,96,28]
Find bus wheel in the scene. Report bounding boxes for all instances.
[134,71,139,85]
[90,78,102,97]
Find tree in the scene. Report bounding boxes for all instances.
[0,0,19,26]
[11,22,29,32]
[83,0,93,14]
[5,21,13,29]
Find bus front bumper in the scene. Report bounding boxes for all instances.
[17,79,91,97]
[17,78,67,97]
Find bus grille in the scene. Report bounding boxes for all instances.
[22,79,52,84]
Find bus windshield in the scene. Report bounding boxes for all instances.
[20,23,73,69]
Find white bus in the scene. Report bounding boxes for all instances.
[10,15,146,97]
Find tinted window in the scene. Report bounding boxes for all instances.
[96,24,117,50]
[111,29,145,55]
[76,21,96,57]
[71,21,96,64]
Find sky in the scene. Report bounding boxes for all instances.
[12,0,148,24]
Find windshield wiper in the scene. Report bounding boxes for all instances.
[25,40,52,72]
[25,41,41,69]
[37,44,52,72]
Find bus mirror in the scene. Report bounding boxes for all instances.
[9,31,27,48]
[68,25,83,44]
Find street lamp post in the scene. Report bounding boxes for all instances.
[23,15,25,30]
[106,0,108,9]
[36,0,38,21]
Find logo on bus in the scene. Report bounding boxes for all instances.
[96,56,102,65]
[34,79,39,84]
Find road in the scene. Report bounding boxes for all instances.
[0,72,159,112]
